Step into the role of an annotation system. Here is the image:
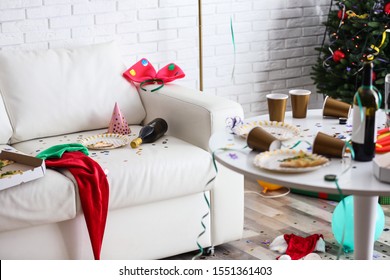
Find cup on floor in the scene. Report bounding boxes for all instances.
[322,96,351,119]
[266,93,288,122]
[312,131,346,158]
[289,89,311,118]
[247,127,281,152]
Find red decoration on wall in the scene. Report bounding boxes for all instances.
[332,50,345,62]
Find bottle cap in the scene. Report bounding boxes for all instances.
[339,117,347,124]
[324,174,337,182]
[130,138,142,149]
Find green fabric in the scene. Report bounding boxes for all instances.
[36,143,89,160]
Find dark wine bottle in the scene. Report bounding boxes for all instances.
[351,62,379,161]
[130,118,168,148]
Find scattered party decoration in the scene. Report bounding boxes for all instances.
[108,102,130,135]
[385,1,390,15]
[346,10,369,19]
[332,49,345,62]
[331,195,385,252]
[312,0,390,105]
[337,9,346,20]
[269,233,325,260]
[225,116,243,134]
[123,58,185,92]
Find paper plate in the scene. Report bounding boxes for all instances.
[253,149,329,173]
[234,120,300,141]
[79,133,130,150]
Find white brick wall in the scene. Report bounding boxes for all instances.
[0,0,329,117]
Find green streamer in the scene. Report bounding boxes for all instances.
[192,183,213,260]
[140,79,164,92]
[288,140,312,150]
[230,16,236,79]
[192,145,247,260]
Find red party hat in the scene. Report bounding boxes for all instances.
[108,102,131,135]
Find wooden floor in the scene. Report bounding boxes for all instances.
[166,179,390,260]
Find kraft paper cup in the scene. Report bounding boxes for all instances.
[266,93,288,122]
[289,89,311,118]
[322,96,351,119]
[312,131,346,158]
[247,127,281,152]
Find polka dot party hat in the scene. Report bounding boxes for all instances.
[108,102,131,135]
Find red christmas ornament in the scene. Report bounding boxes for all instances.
[337,9,346,20]
[333,50,345,62]
[385,2,390,15]
[372,71,377,82]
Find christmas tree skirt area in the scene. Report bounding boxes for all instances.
[291,189,390,205]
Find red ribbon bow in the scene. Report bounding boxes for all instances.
[123,58,185,91]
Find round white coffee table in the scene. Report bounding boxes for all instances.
[209,109,390,260]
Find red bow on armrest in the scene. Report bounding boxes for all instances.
[123,58,185,91]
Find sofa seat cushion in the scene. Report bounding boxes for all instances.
[0,41,146,144]
[12,127,216,212]
[0,145,77,233]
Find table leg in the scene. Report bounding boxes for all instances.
[353,195,378,260]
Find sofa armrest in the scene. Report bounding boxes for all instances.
[138,84,244,151]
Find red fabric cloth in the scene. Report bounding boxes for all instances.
[280,234,323,260]
[45,151,109,260]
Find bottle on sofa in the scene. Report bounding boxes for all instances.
[130,118,168,148]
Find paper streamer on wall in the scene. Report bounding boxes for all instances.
[230,16,236,79]
[229,0,236,80]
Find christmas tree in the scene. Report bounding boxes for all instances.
[312,0,390,105]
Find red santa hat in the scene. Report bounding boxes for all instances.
[270,233,325,260]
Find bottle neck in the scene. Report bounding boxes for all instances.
[130,137,143,148]
[361,62,373,88]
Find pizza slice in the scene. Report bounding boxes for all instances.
[87,141,114,149]
[0,170,23,179]
[279,151,328,168]
[0,159,14,169]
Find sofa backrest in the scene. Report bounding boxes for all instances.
[0,95,12,145]
[0,41,146,144]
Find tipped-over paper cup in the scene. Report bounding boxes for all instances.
[289,89,311,118]
[247,127,281,152]
[266,93,288,122]
[322,96,351,119]
[312,132,346,158]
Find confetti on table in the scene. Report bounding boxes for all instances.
[229,153,238,159]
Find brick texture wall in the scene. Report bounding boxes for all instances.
[0,0,331,117]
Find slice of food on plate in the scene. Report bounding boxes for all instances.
[0,170,23,179]
[87,141,114,149]
[279,150,328,168]
[0,159,14,169]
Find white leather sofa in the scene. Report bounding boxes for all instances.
[0,42,244,259]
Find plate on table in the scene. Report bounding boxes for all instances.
[233,120,300,141]
[79,133,130,150]
[253,149,329,173]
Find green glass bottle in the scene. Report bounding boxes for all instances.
[130,118,168,148]
[351,62,379,161]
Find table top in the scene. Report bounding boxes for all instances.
[209,109,390,196]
